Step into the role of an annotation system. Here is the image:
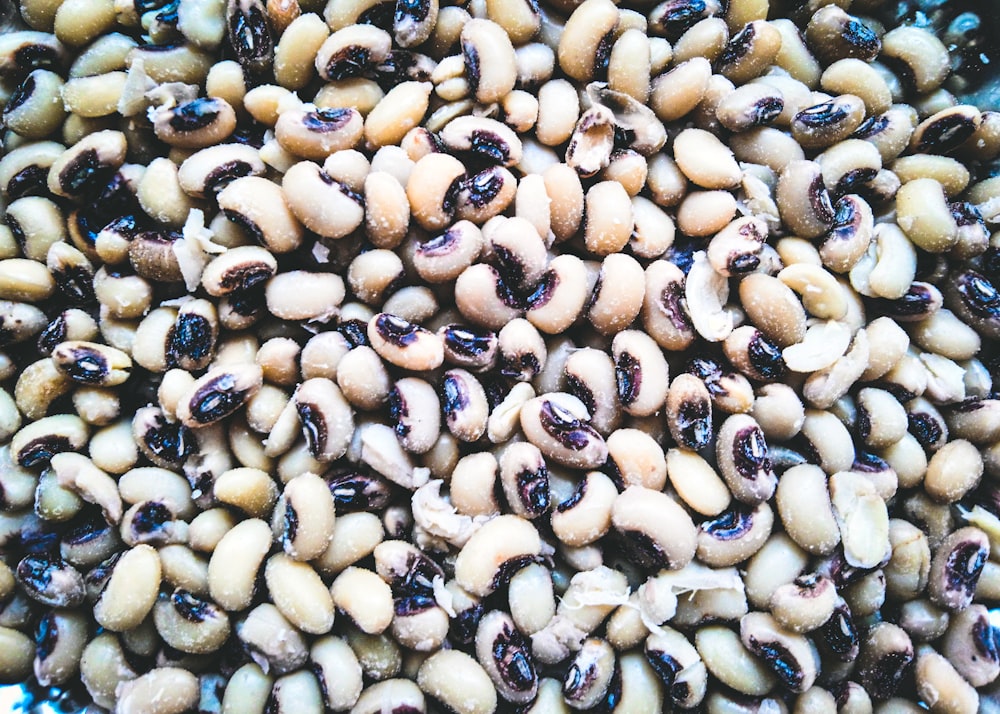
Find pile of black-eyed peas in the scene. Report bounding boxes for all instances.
[1,0,1000,711]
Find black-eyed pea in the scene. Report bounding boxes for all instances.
[716,19,781,84]
[15,551,85,609]
[497,441,550,519]
[829,471,891,569]
[304,636,362,712]
[666,448,731,517]
[314,512,384,578]
[670,14,728,63]
[79,631,139,709]
[549,471,615,547]
[207,517,271,611]
[650,56,711,123]
[0,258,54,303]
[695,625,777,697]
[177,143,266,199]
[774,464,840,556]
[264,553,334,635]
[775,159,835,240]
[188,507,237,555]
[940,604,1000,688]
[314,23,390,81]
[454,515,541,597]
[116,667,199,714]
[273,12,328,89]
[351,678,425,713]
[91,543,161,632]
[50,451,121,525]
[280,161,364,241]
[881,25,950,95]
[738,273,807,348]
[894,177,958,253]
[603,428,664,492]
[715,413,776,505]
[641,260,694,352]
[739,611,818,694]
[743,531,809,612]
[520,393,607,469]
[271,472,335,561]
[563,348,618,436]
[914,645,980,714]
[804,5,880,65]
[152,588,230,655]
[791,94,867,150]
[611,485,696,571]
[217,175,303,253]
[923,438,982,504]
[853,387,907,449]
[151,96,237,149]
[440,323,497,374]
[406,152,466,232]
[673,127,742,190]
[3,69,66,138]
[521,254,588,335]
[610,329,669,417]
[330,566,394,636]
[770,574,837,634]
[10,413,89,468]
[14,357,72,421]
[236,603,309,676]
[676,190,738,238]
[386,377,440,455]
[471,609,538,705]
[555,0,617,82]
[417,649,496,714]
[265,670,324,714]
[585,253,644,337]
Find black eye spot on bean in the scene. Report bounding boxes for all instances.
[296,401,328,455]
[461,41,480,92]
[441,373,468,418]
[449,601,483,645]
[614,352,641,406]
[956,269,1000,320]
[6,164,49,199]
[490,554,537,590]
[907,411,942,449]
[443,325,492,357]
[702,507,755,540]
[217,260,275,292]
[53,264,97,305]
[462,168,505,208]
[302,108,355,132]
[16,553,55,593]
[747,638,804,690]
[732,426,771,480]
[864,650,913,701]
[172,589,211,622]
[645,650,681,690]
[375,314,419,346]
[18,435,73,467]
[618,529,669,571]
[327,470,393,512]
[35,611,58,661]
[169,98,221,132]
[227,0,274,74]
[675,397,711,449]
[592,31,614,76]
[131,501,173,536]
[752,96,784,125]
[818,603,858,660]
[189,374,252,424]
[143,416,195,466]
[3,74,35,115]
[59,149,108,196]
[796,101,849,129]
[972,617,1000,662]
[204,160,255,193]
[493,625,536,692]
[652,0,710,42]
[388,387,409,437]
[843,19,881,58]
[469,130,510,164]
[337,319,370,348]
[515,467,550,515]
[539,400,600,451]
[168,314,214,366]
[563,659,599,699]
[325,46,374,80]
[747,332,786,380]
[944,541,988,599]
[11,44,60,77]
[915,113,978,155]
[718,22,755,67]
[395,0,432,25]
[808,174,835,223]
